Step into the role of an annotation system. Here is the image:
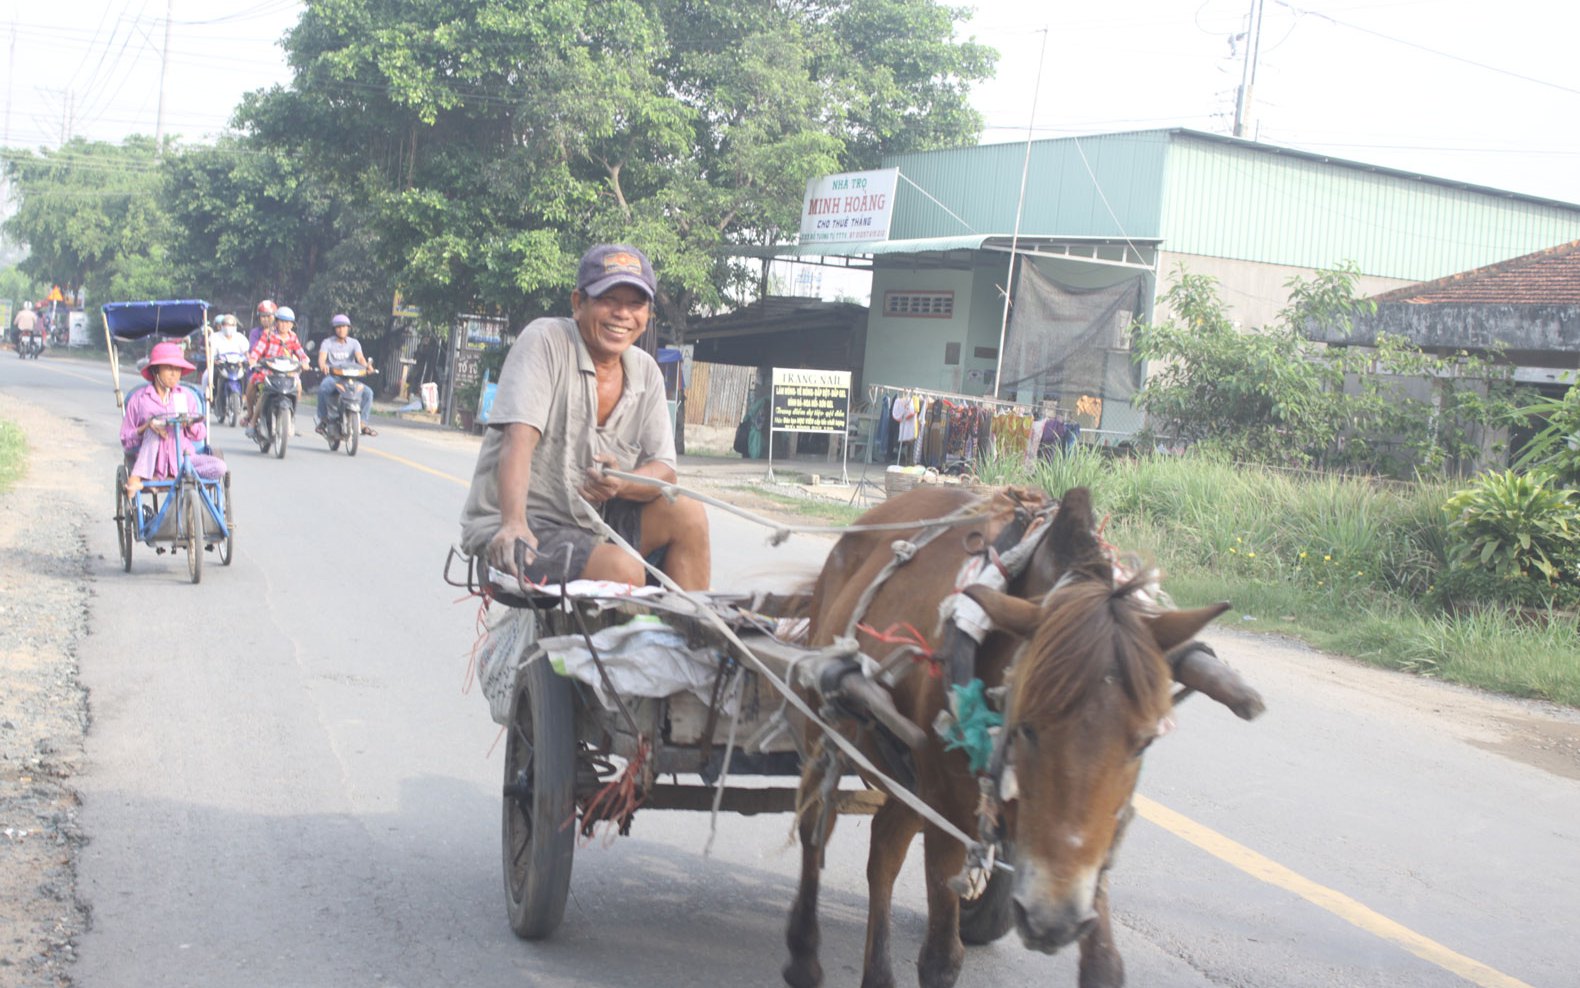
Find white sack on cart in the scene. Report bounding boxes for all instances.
[538,614,733,714]
[476,607,538,726]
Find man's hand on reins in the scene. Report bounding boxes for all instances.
[578,454,623,505]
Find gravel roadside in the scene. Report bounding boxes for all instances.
[0,393,95,988]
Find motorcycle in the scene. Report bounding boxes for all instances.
[17,328,43,359]
[251,356,302,459]
[213,353,247,427]
[322,366,373,456]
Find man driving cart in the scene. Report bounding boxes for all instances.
[458,244,709,590]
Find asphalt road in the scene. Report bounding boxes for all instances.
[5,351,1579,988]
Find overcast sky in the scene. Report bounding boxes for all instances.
[5,0,1579,206]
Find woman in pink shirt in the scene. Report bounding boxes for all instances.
[120,341,227,496]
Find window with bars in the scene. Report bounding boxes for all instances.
[883,290,954,318]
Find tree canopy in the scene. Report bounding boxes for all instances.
[2,0,993,340]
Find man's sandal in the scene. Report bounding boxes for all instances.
[360,425,378,437]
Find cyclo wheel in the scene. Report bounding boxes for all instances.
[114,465,133,573]
[273,405,289,459]
[184,487,203,584]
[958,842,1015,945]
[502,653,577,940]
[218,473,235,566]
[345,409,359,457]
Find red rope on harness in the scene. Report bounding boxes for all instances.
[577,736,650,847]
[856,622,942,678]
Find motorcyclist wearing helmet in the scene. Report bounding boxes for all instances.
[315,313,378,437]
[203,314,249,388]
[241,305,308,430]
[249,300,277,349]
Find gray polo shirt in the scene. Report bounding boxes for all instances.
[458,317,674,554]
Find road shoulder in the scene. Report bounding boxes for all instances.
[0,393,95,987]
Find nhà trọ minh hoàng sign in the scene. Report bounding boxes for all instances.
[799,168,898,245]
[771,368,851,435]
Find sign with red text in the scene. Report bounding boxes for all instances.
[799,168,899,245]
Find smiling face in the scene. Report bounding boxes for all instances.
[571,285,651,363]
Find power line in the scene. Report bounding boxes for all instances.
[1272,0,1580,97]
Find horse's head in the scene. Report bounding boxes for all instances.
[963,488,1228,954]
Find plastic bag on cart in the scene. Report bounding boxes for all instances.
[477,606,537,725]
[538,614,734,714]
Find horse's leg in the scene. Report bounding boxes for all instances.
[785,760,839,988]
[859,799,921,988]
[915,823,968,988]
[1077,871,1124,988]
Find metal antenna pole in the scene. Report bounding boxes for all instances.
[992,27,1049,401]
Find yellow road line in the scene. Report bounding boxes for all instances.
[364,446,469,487]
[1134,794,1533,988]
[365,439,1530,987]
[23,359,108,387]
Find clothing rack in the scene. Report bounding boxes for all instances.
[865,382,1028,413]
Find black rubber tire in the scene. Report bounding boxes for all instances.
[345,409,359,457]
[218,474,235,566]
[184,489,203,584]
[226,391,240,428]
[273,406,289,459]
[115,466,133,573]
[958,842,1015,945]
[502,656,577,940]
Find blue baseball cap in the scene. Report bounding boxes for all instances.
[576,244,656,301]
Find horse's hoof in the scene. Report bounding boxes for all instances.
[782,959,822,988]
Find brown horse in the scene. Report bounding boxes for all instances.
[783,485,1254,988]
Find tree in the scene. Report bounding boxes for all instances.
[1132,263,1516,476]
[1,137,177,302]
[239,0,994,337]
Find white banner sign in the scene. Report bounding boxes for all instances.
[799,168,899,245]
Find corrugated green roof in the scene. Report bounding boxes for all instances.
[877,130,1580,283]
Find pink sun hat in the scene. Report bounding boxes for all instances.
[141,340,197,381]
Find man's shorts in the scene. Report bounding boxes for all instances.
[519,499,653,586]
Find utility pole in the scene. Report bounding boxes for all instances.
[1232,0,1265,139]
[4,22,14,150]
[154,0,172,152]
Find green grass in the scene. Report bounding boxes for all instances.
[784,449,1580,709]
[0,420,27,494]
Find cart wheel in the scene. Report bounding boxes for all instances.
[958,842,1015,945]
[114,466,133,573]
[502,656,577,940]
[218,474,235,566]
[346,410,359,457]
[273,406,289,459]
[184,488,203,584]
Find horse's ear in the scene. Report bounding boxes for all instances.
[1143,602,1231,653]
[961,586,1041,639]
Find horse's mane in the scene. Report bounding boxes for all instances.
[1007,573,1171,726]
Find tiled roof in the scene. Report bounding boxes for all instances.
[1372,240,1580,304]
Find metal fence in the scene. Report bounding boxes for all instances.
[683,361,753,428]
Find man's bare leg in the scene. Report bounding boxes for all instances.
[578,496,711,590]
[241,378,259,425]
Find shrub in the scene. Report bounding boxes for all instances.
[1442,470,1580,584]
